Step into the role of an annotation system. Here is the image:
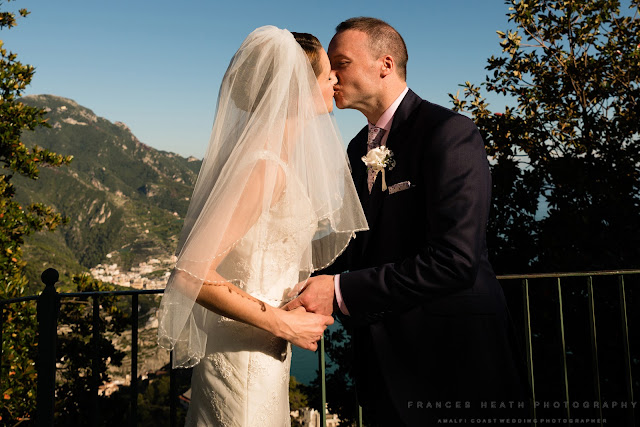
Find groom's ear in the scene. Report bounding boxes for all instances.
[380,54,395,77]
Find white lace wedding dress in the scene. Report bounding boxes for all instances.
[184,163,316,427]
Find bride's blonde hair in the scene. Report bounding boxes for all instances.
[291,32,324,78]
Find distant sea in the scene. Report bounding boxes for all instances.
[291,345,319,384]
[290,321,340,384]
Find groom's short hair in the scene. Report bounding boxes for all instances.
[336,17,408,80]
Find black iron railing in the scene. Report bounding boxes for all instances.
[1,269,169,426]
[1,269,639,426]
[497,270,640,427]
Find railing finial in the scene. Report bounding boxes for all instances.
[41,268,59,288]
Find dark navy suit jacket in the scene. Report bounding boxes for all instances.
[326,90,528,424]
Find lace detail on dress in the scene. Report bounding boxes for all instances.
[207,389,230,427]
[247,352,269,380]
[250,387,290,426]
[247,342,292,426]
[207,353,233,381]
[186,360,238,427]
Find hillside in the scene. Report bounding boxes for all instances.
[16,95,202,293]
[11,95,327,387]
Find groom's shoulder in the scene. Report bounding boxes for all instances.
[418,97,467,123]
[405,89,468,121]
[412,98,479,136]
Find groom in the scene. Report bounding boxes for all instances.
[286,17,529,424]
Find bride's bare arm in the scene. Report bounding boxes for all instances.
[195,270,333,351]
[193,159,333,351]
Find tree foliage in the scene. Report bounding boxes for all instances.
[0,1,72,423]
[288,375,309,411]
[446,3,640,423]
[133,373,187,427]
[305,320,376,426]
[54,274,129,424]
[451,0,640,273]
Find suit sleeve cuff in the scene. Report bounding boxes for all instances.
[334,274,350,316]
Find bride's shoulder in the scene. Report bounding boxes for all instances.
[241,150,289,172]
[238,150,289,201]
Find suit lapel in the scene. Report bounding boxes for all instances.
[349,127,369,203]
[346,126,373,261]
[364,89,423,229]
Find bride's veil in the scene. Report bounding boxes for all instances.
[157,26,368,368]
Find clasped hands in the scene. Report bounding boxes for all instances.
[278,275,336,351]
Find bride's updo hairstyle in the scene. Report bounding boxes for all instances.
[291,32,323,77]
[228,31,324,112]
[227,43,275,112]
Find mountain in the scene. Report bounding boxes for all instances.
[16,95,202,293]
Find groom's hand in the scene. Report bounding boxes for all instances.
[283,275,335,316]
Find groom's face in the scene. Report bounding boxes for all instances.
[328,30,380,110]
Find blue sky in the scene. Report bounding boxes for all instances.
[4,0,514,158]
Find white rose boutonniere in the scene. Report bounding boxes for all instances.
[361,146,396,191]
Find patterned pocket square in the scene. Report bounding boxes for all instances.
[388,181,413,194]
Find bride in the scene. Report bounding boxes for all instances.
[157,26,367,426]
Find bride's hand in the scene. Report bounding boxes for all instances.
[274,306,334,351]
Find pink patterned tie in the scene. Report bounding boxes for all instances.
[367,126,386,193]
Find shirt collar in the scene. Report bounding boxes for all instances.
[368,86,409,131]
